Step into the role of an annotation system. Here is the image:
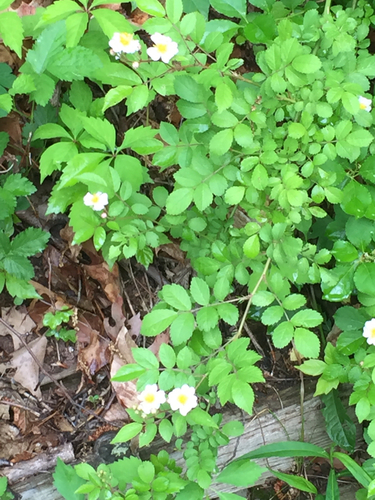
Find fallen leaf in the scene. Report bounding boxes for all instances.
[110,326,138,409]
[84,261,122,303]
[127,313,142,341]
[103,402,129,423]
[10,335,47,398]
[103,296,126,340]
[148,331,170,357]
[0,306,36,350]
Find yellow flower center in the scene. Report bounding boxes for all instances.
[178,394,188,405]
[370,328,375,339]
[360,102,367,110]
[119,33,133,46]
[91,193,100,203]
[156,43,168,54]
[145,393,155,403]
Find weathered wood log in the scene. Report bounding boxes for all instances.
[7,382,363,499]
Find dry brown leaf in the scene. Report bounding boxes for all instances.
[77,328,110,376]
[110,326,138,409]
[10,335,47,398]
[103,296,126,340]
[0,306,36,350]
[103,402,129,423]
[83,261,122,303]
[127,313,142,341]
[155,242,186,262]
[59,224,82,263]
[148,331,170,357]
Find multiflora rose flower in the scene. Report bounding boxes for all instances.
[83,192,108,211]
[359,95,372,112]
[109,32,141,55]
[137,384,166,415]
[363,318,375,345]
[167,384,198,416]
[147,33,178,64]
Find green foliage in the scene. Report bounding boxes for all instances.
[0,476,14,500]
[8,0,375,497]
[43,307,76,342]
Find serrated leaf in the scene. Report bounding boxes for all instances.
[11,228,49,256]
[196,306,219,332]
[272,322,294,348]
[190,277,210,306]
[252,291,275,307]
[294,328,320,358]
[0,12,24,57]
[166,188,194,215]
[111,363,146,382]
[291,309,323,328]
[261,306,284,326]
[292,54,321,74]
[170,312,195,345]
[231,379,254,415]
[53,458,85,500]
[162,283,191,310]
[209,129,233,156]
[132,347,159,369]
[243,234,260,259]
[159,344,176,369]
[103,85,132,112]
[159,419,173,442]
[166,0,183,23]
[111,422,143,443]
[140,309,178,337]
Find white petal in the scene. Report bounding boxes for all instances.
[147,46,161,61]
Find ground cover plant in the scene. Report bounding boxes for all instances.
[2,0,375,498]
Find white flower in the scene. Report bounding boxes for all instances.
[359,96,372,112]
[83,192,108,211]
[363,319,375,345]
[132,61,140,69]
[147,33,179,64]
[109,32,141,55]
[137,384,166,415]
[167,384,197,416]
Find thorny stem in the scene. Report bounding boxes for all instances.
[232,257,272,342]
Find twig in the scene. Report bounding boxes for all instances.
[0,318,112,425]
[0,398,41,417]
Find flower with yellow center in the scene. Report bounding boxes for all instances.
[167,384,197,416]
[83,192,108,211]
[109,32,141,55]
[363,319,375,345]
[137,384,166,415]
[147,33,179,64]
[359,96,372,112]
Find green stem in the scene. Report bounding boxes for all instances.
[323,0,331,16]
[232,257,272,341]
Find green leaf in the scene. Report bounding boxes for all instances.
[282,294,306,310]
[334,306,367,331]
[53,458,85,500]
[272,322,294,348]
[103,86,132,112]
[136,0,165,16]
[210,0,246,18]
[196,306,219,332]
[217,303,239,325]
[159,344,176,369]
[355,396,370,423]
[80,116,116,151]
[162,283,192,310]
[0,12,24,57]
[111,422,143,443]
[209,129,233,156]
[174,75,206,103]
[138,461,155,482]
[92,8,133,38]
[294,328,320,358]
[166,0,183,23]
[288,123,306,139]
[347,128,373,148]
[93,226,106,251]
[26,22,65,75]
[326,469,339,500]
[66,12,88,47]
[3,254,34,280]
[141,309,179,337]
[166,188,194,215]
[261,306,284,326]
[243,234,260,259]
[354,263,375,297]
[239,441,329,460]
[222,420,244,437]
[170,312,195,345]
[231,379,254,415]
[252,291,275,307]
[159,419,173,442]
[321,391,356,452]
[269,470,317,494]
[216,459,265,487]
[224,186,245,205]
[127,85,150,115]
[333,452,371,488]
[234,123,253,148]
[190,277,210,306]
[194,183,213,212]
[111,363,146,382]
[5,275,40,299]
[244,14,276,44]
[33,123,72,140]
[40,0,80,24]
[215,83,233,113]
[39,142,78,181]
[292,54,321,74]
[298,359,326,376]
[132,348,159,369]
[11,227,49,256]
[291,309,323,328]
[187,407,218,428]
